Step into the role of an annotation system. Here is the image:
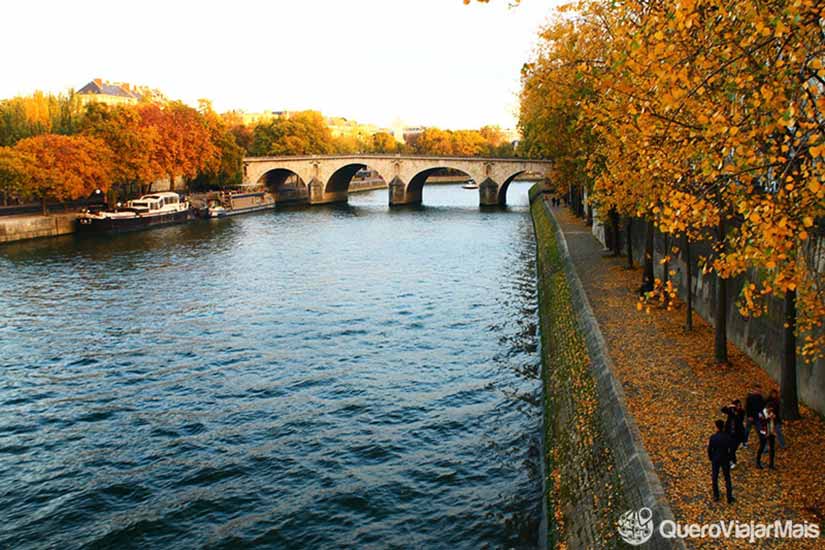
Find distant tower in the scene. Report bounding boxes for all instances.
[391,116,405,143]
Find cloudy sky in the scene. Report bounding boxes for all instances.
[1,0,559,130]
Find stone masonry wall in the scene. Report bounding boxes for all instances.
[0,213,78,244]
[530,187,684,550]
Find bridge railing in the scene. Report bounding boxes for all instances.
[243,153,552,164]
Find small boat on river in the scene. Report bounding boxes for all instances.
[77,192,194,233]
[202,190,276,218]
[462,179,478,190]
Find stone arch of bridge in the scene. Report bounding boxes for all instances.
[257,168,309,204]
[400,165,484,205]
[497,170,543,206]
[324,162,390,196]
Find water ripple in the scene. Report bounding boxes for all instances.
[0,184,542,549]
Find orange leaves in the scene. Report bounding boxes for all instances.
[15,134,113,203]
[520,0,825,358]
[0,147,32,199]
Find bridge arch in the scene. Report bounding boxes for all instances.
[325,163,389,195]
[399,166,480,206]
[497,170,544,206]
[257,168,309,205]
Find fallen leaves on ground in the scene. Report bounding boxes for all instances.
[555,206,825,549]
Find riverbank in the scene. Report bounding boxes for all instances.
[0,213,78,244]
[546,196,825,549]
[530,186,680,550]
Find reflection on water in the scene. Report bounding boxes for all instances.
[0,183,542,549]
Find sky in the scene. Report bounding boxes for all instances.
[1,0,561,130]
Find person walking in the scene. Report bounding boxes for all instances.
[766,389,786,448]
[721,399,745,468]
[743,384,765,448]
[756,405,778,470]
[708,419,735,503]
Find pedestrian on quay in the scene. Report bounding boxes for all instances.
[721,399,745,468]
[743,384,765,448]
[765,389,786,449]
[756,405,778,470]
[708,419,736,504]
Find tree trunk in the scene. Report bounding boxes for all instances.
[782,289,801,420]
[714,218,729,364]
[641,219,655,293]
[609,208,621,256]
[662,233,670,304]
[683,233,693,331]
[586,203,593,226]
[626,218,633,268]
[41,197,47,216]
[662,234,669,282]
[169,174,175,192]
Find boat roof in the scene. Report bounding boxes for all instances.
[139,192,180,200]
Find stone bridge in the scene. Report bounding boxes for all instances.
[243,155,552,206]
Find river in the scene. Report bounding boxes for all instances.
[0,183,543,549]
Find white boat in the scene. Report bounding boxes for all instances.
[462,179,479,190]
[77,192,193,233]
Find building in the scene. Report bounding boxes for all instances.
[325,116,386,140]
[238,110,294,126]
[76,78,166,106]
[391,118,425,144]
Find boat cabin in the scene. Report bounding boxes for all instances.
[128,192,182,213]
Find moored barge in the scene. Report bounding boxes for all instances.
[77,192,194,233]
[202,190,276,218]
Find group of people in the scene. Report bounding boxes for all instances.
[549,196,563,207]
[707,384,787,503]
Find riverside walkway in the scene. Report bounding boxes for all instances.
[546,198,825,549]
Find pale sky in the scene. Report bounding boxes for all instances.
[1,0,559,130]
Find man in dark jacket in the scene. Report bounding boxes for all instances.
[708,419,735,503]
[721,400,745,468]
[744,384,765,447]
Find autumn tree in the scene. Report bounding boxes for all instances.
[0,147,32,206]
[80,102,163,195]
[517,0,825,410]
[250,111,335,156]
[189,99,245,189]
[0,91,84,146]
[368,132,400,154]
[15,134,113,214]
[413,128,454,155]
[138,102,219,190]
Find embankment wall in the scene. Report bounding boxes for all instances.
[0,213,78,244]
[530,186,683,550]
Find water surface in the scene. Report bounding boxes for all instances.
[0,183,542,549]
